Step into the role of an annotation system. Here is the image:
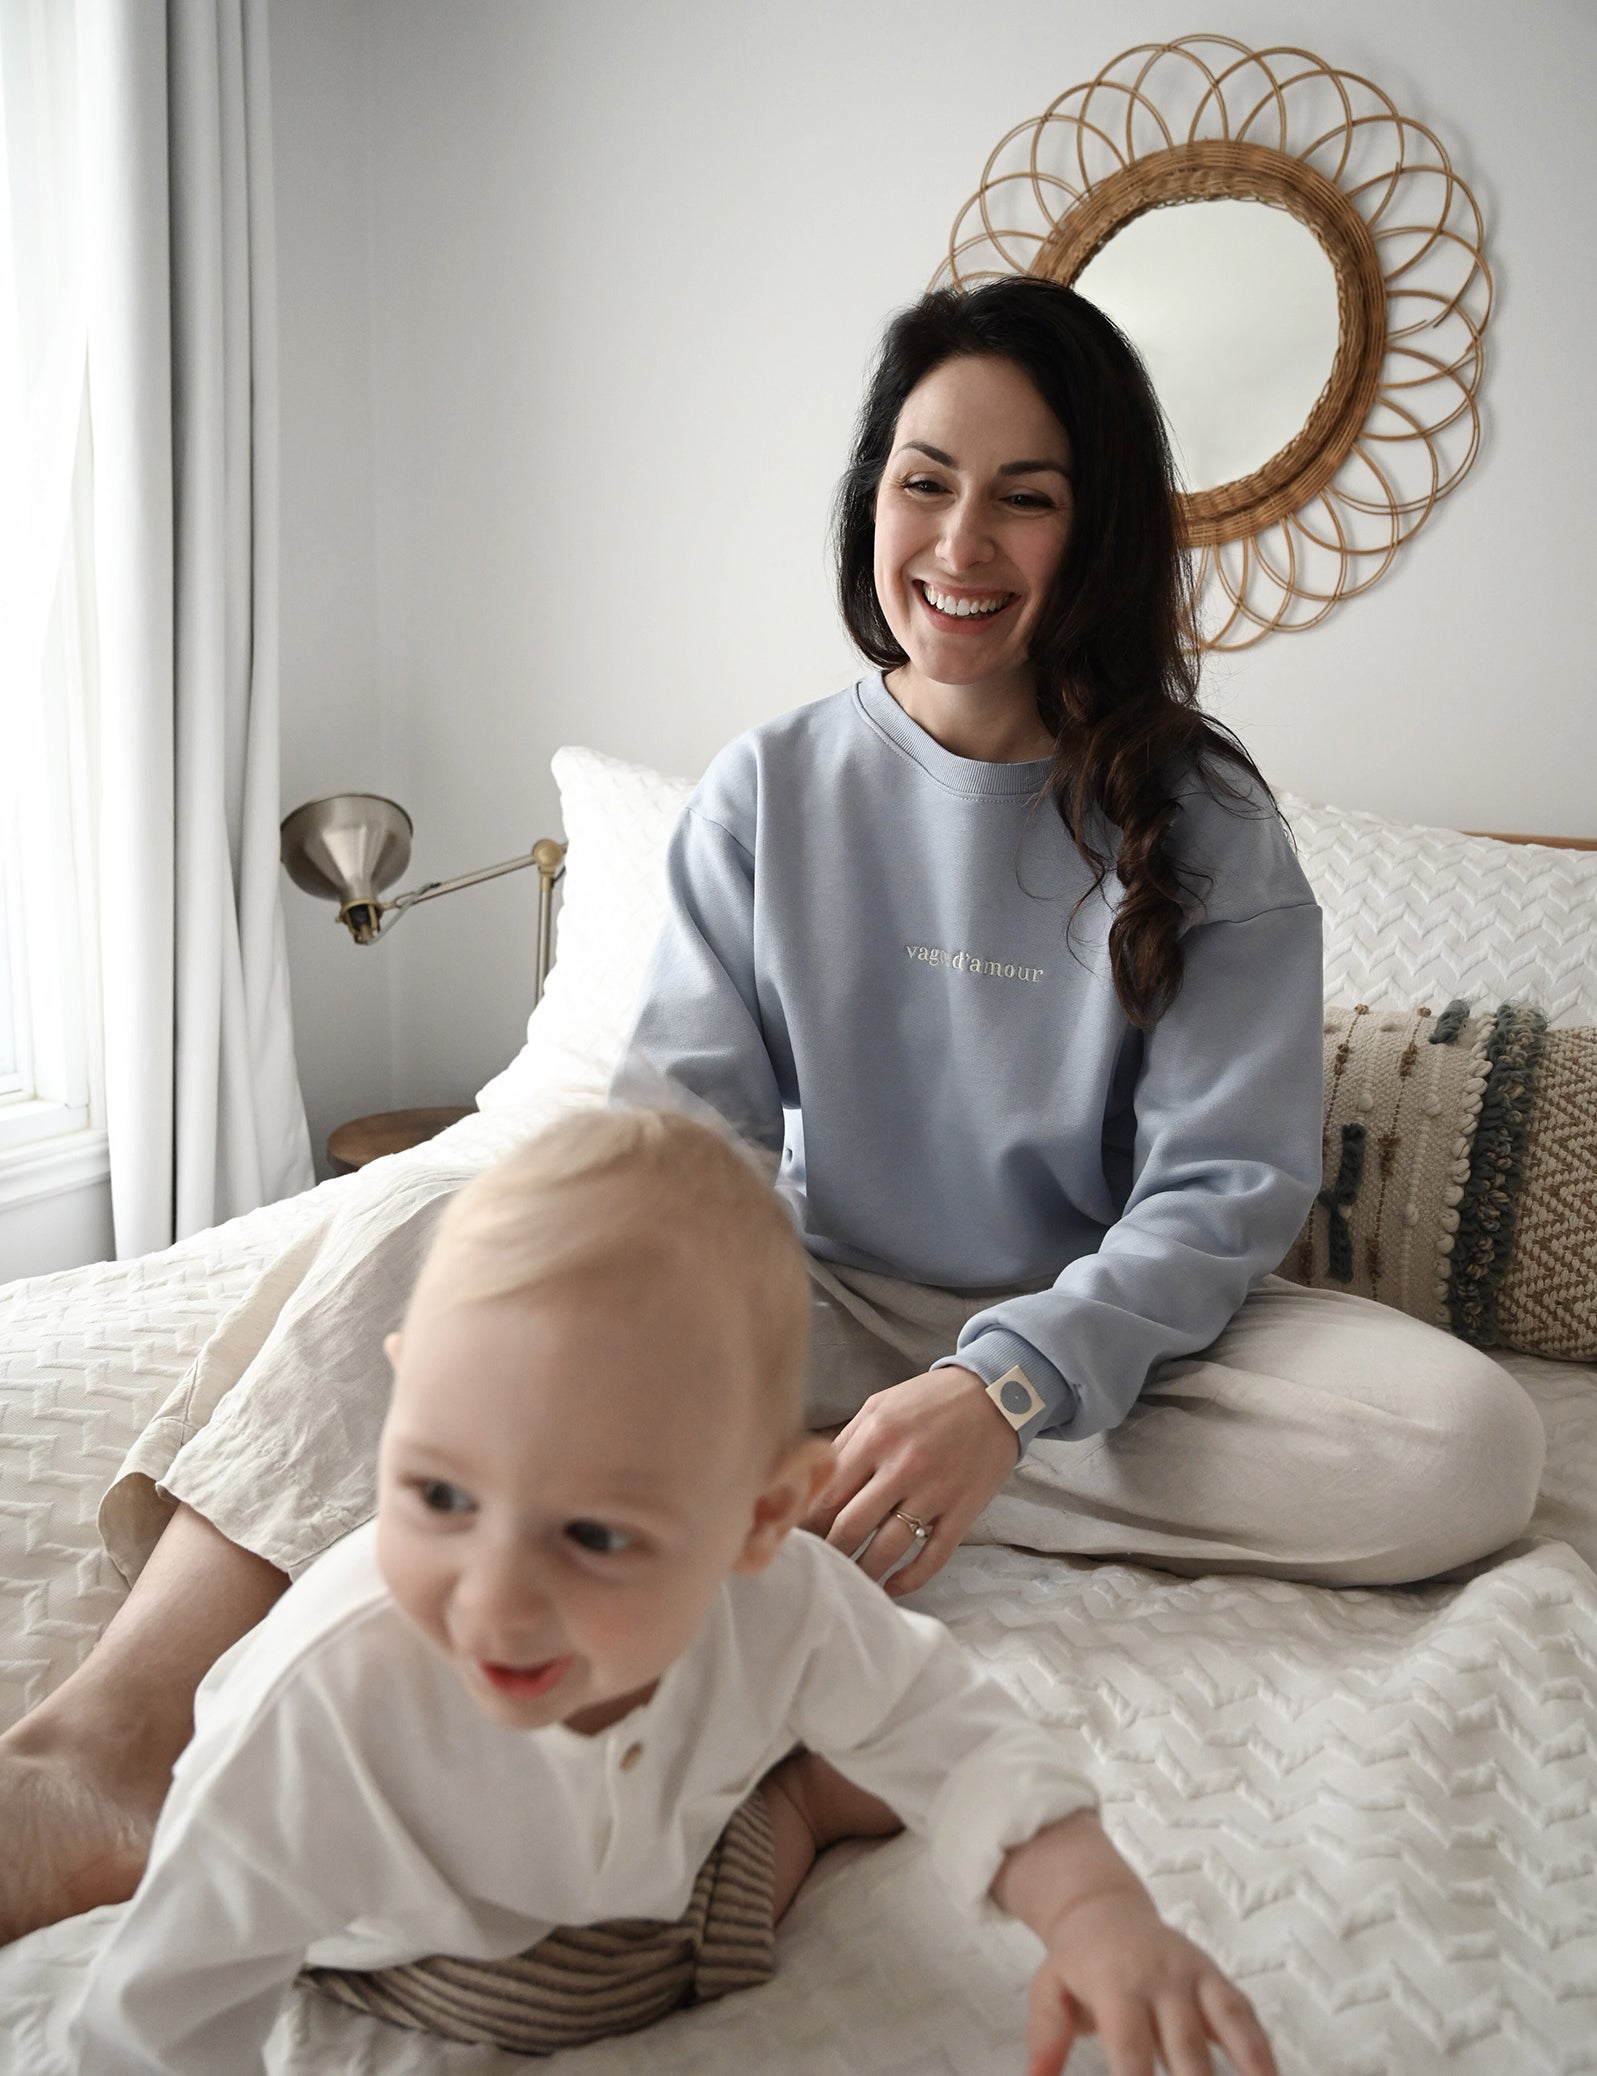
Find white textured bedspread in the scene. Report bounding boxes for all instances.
[2,1135,1594,2075]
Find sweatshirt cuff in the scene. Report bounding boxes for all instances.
[931,1330,1074,1457]
[926,1725,1098,1922]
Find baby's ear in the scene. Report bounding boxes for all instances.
[384,1330,404,1372]
[733,1438,834,1575]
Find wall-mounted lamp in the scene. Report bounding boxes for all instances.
[279,794,567,1001]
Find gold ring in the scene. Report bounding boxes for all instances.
[893,1509,932,1542]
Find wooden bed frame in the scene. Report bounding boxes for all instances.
[1472,830,1597,849]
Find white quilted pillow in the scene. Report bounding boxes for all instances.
[475,746,693,1113]
[1280,792,1597,1027]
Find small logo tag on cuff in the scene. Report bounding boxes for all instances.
[985,1364,1046,1432]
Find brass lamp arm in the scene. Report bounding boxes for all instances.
[385,847,546,916]
[353,838,567,1004]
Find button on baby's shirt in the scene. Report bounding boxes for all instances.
[619,1741,644,1772]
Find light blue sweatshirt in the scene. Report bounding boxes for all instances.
[615,673,1324,1451]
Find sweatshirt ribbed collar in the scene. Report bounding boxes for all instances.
[853,672,1054,799]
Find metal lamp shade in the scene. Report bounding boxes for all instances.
[280,794,413,942]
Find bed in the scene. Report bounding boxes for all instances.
[1,747,1594,2076]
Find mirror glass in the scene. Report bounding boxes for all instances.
[1074,198,1341,492]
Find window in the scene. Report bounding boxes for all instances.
[0,0,104,1171]
[0,452,100,1157]
[0,844,24,1101]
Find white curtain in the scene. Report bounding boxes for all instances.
[80,0,312,1256]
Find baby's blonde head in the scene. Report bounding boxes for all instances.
[410,1107,811,1447]
[380,1109,831,1733]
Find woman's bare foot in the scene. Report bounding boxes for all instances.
[0,1735,163,1942]
[760,1751,904,1920]
[0,1503,288,1945]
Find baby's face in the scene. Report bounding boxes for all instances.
[375,1263,814,1734]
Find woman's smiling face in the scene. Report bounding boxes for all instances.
[872,353,1074,733]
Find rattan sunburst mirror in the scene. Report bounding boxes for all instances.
[935,37,1491,649]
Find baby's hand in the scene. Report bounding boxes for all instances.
[1024,1890,1275,2076]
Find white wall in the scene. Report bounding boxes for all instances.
[272,0,393,1168]
[271,0,1597,1169]
[0,1165,114,1284]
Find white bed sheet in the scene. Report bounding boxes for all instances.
[1,1117,1594,2076]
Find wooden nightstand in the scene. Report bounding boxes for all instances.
[327,1106,474,1174]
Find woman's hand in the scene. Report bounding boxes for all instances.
[802,1366,1018,1596]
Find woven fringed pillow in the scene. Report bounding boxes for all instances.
[1278,1001,1597,1359]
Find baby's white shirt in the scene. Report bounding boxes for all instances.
[73,1524,1095,2073]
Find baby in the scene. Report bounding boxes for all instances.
[72,1109,1275,2076]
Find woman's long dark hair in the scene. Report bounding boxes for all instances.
[835,277,1283,1030]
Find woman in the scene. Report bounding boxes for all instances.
[614,278,1544,1600]
[0,279,1544,1946]
[615,277,1547,1595]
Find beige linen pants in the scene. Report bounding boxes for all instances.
[100,1169,1546,1590]
[806,1259,1546,1587]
